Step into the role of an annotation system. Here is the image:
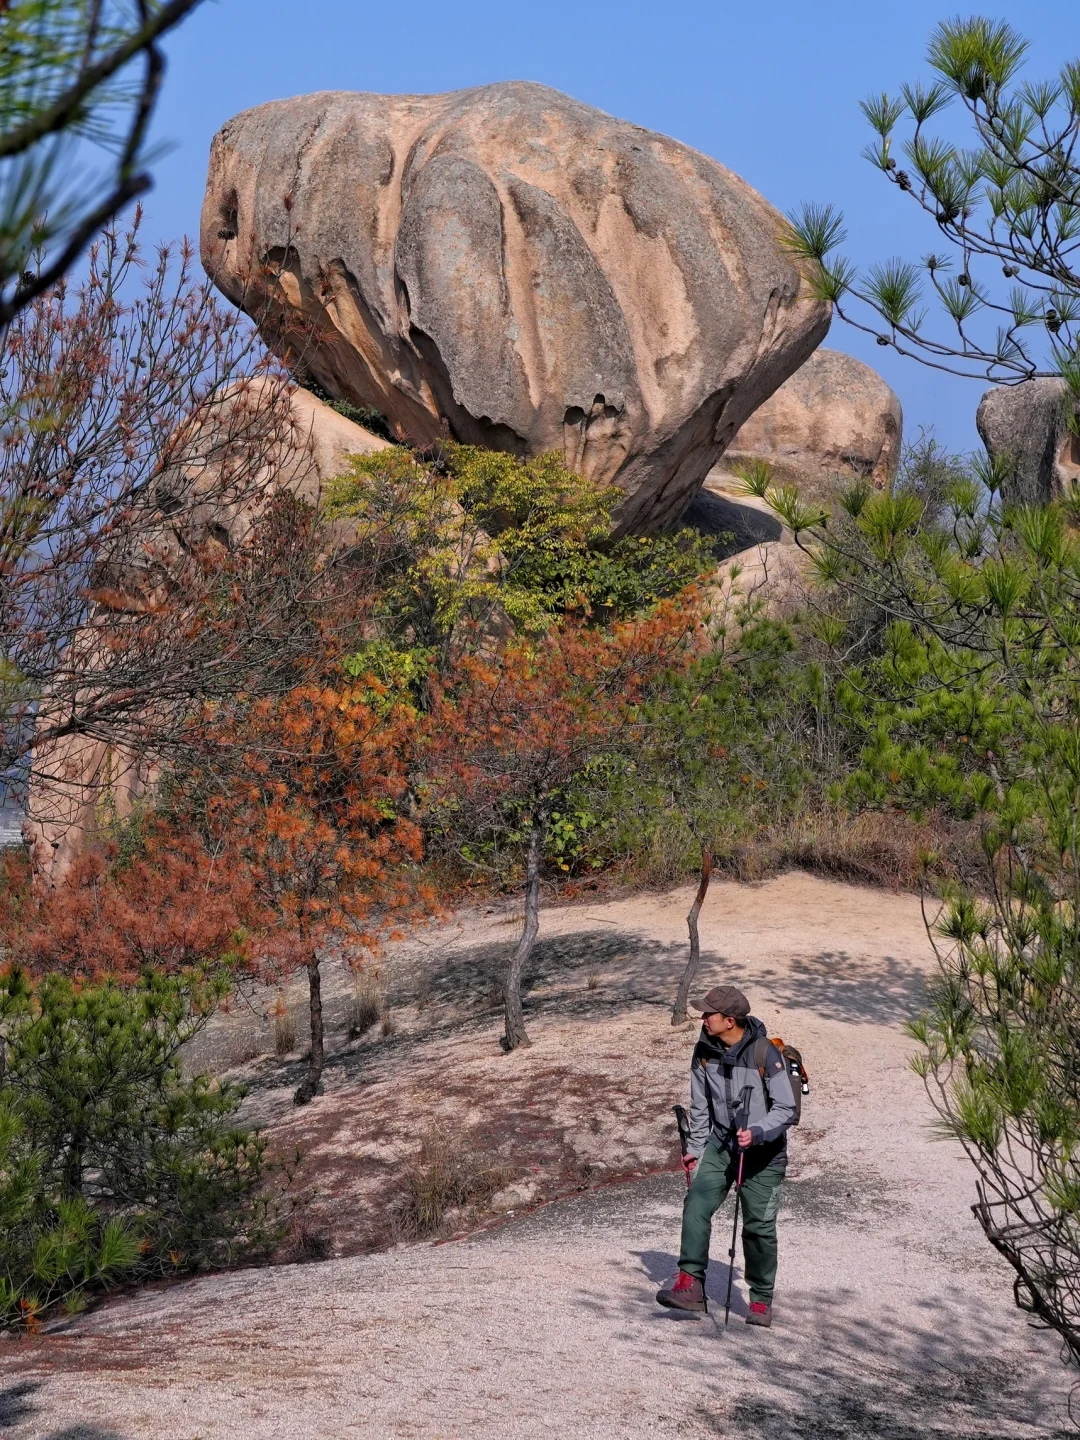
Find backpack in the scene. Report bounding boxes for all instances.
[754,1036,810,1126]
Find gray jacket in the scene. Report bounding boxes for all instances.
[687,1016,796,1164]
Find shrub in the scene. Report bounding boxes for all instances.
[390,1131,508,1240]
[347,974,383,1040]
[0,968,277,1329]
[324,442,713,654]
[272,994,298,1056]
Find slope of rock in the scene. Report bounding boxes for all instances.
[6,874,1070,1439]
[201,82,829,533]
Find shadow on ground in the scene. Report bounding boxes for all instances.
[0,1381,125,1440]
[228,925,932,1110]
[386,928,929,1030]
[699,1299,1076,1440]
[683,488,782,558]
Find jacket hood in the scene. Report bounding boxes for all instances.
[695,1014,767,1064]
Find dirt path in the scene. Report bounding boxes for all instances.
[1,874,1072,1438]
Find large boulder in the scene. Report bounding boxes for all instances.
[715,348,902,502]
[200,82,830,533]
[976,379,1080,506]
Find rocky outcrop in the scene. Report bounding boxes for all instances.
[201,82,829,533]
[148,378,391,563]
[976,379,1080,506]
[27,385,389,887]
[716,348,902,502]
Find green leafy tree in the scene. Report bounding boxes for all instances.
[615,595,812,1024]
[0,0,204,326]
[787,16,1080,417]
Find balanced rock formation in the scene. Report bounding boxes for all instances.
[976,379,1080,506]
[201,82,830,533]
[716,348,902,502]
[27,384,389,887]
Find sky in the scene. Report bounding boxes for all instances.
[136,0,1080,456]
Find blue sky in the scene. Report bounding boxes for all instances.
[141,0,1078,455]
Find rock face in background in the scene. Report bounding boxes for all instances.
[201,82,830,533]
[26,385,389,888]
[148,378,391,558]
[715,348,903,502]
[976,379,1080,506]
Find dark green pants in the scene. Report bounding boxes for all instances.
[678,1141,784,1303]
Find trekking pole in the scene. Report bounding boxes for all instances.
[723,1084,754,1326]
[673,1104,692,1188]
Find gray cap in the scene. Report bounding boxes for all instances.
[691,985,750,1019]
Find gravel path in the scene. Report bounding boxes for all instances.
[1,874,1073,1438]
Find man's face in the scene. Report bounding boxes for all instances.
[703,1011,741,1038]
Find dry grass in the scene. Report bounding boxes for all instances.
[347,972,384,1040]
[227,1029,264,1067]
[272,998,298,1057]
[389,1130,509,1241]
[618,806,984,899]
[281,1216,333,1262]
[740,808,984,892]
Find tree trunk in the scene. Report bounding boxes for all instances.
[504,820,543,1051]
[294,947,324,1105]
[672,845,713,1025]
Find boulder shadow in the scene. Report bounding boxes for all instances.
[682,488,783,559]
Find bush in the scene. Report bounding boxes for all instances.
[0,968,277,1330]
[324,442,714,654]
[390,1131,508,1239]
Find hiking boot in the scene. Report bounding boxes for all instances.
[656,1270,707,1313]
[746,1301,772,1327]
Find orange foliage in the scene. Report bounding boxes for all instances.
[0,821,259,982]
[190,668,432,973]
[429,595,704,826]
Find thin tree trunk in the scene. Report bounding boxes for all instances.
[504,820,543,1051]
[672,844,713,1025]
[294,946,324,1105]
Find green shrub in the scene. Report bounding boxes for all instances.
[325,442,713,651]
[0,968,276,1330]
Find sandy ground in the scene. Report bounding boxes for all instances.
[1,872,1074,1438]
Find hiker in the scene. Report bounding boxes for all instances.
[657,985,796,1327]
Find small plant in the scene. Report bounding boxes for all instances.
[272,996,298,1057]
[586,972,600,992]
[228,1028,264,1067]
[347,974,383,1040]
[730,457,776,499]
[380,1009,397,1038]
[390,1131,508,1240]
[285,1216,333,1262]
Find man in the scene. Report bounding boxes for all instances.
[656,985,795,1327]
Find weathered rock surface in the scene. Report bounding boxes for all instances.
[201,82,829,533]
[976,378,1080,505]
[27,384,388,887]
[149,378,391,561]
[717,347,902,501]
